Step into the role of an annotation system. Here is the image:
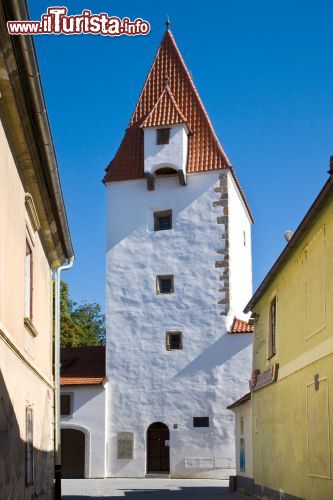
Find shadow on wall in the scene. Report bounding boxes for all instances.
[172,333,252,381]
[62,485,230,499]
[0,369,53,499]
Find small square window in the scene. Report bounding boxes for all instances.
[156,128,170,145]
[157,275,174,294]
[193,417,209,427]
[154,210,172,231]
[166,331,182,351]
[60,394,72,416]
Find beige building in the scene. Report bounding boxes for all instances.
[0,1,73,499]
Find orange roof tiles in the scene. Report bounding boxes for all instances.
[60,346,105,386]
[103,28,253,222]
[140,85,189,130]
[229,317,254,334]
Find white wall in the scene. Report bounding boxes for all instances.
[232,400,253,479]
[227,170,253,320]
[61,385,106,478]
[143,124,188,178]
[106,170,253,479]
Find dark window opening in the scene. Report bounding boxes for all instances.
[154,210,172,231]
[155,168,177,176]
[156,128,170,145]
[166,332,182,351]
[157,275,174,294]
[61,394,72,416]
[193,417,209,427]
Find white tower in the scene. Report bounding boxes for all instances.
[104,27,253,479]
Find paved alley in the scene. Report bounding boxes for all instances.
[62,478,246,499]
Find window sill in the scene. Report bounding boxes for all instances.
[24,317,38,338]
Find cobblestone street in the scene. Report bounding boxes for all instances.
[62,478,246,499]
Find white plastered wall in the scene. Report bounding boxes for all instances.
[227,170,253,320]
[60,385,106,478]
[143,124,188,178]
[232,400,253,479]
[105,170,252,478]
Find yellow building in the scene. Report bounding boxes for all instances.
[0,1,73,498]
[244,163,333,500]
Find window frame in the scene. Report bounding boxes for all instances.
[156,275,174,294]
[268,296,277,359]
[156,127,171,145]
[154,210,172,231]
[166,331,182,351]
[60,393,73,417]
[25,239,33,320]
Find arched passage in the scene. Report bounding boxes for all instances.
[147,422,170,473]
[61,428,85,478]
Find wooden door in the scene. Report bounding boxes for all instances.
[147,423,170,472]
[61,428,85,478]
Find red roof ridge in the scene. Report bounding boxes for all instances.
[229,317,254,334]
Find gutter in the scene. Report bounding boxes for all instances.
[3,0,73,260]
[244,172,333,313]
[54,257,74,500]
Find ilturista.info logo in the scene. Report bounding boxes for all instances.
[7,7,151,36]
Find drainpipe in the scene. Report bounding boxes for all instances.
[54,256,74,500]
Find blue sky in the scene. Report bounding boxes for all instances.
[29,1,333,310]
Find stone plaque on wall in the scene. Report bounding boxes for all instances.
[117,432,134,459]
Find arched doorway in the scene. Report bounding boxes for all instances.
[147,422,170,473]
[61,428,85,478]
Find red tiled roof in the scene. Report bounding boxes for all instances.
[60,346,105,386]
[140,85,189,130]
[229,317,254,334]
[103,29,253,221]
[227,392,251,410]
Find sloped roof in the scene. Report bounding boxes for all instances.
[60,346,105,386]
[103,29,252,221]
[229,317,254,334]
[244,171,333,313]
[140,85,189,129]
[227,392,251,410]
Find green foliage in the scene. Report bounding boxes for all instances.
[60,280,105,347]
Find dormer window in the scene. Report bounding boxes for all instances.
[156,128,170,145]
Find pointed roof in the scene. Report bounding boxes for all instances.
[103,28,252,221]
[140,85,190,130]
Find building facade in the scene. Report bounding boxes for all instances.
[60,347,106,479]
[227,393,253,494]
[244,163,333,499]
[0,2,73,498]
[104,27,253,479]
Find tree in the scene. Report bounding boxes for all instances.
[60,280,105,346]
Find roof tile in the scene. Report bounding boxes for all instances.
[60,346,105,386]
[229,317,254,334]
[103,29,253,222]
